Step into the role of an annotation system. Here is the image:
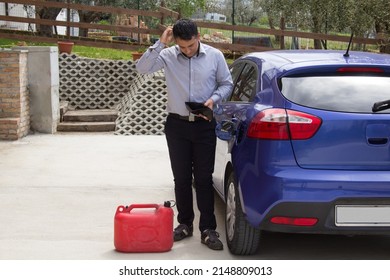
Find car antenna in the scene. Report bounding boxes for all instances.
[343,32,354,57]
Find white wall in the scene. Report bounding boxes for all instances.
[204,13,226,22]
[0,3,36,31]
[56,8,79,36]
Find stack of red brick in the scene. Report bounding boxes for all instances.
[0,50,30,140]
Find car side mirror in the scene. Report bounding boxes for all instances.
[215,120,235,141]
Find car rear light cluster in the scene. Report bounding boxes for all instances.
[270,216,318,226]
[247,108,322,140]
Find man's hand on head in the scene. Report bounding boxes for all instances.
[160,27,174,45]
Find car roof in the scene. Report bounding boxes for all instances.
[241,50,390,73]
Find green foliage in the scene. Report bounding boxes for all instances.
[72,46,132,60]
[0,39,132,60]
[163,0,206,18]
[98,20,111,25]
[261,0,389,36]
[258,16,269,26]
[0,38,19,48]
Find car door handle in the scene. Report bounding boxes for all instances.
[367,137,388,145]
[366,124,390,145]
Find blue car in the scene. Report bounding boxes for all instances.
[213,50,390,255]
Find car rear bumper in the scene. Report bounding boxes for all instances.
[240,166,390,231]
[259,198,390,235]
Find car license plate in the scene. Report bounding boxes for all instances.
[335,205,390,227]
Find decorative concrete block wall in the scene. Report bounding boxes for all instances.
[0,50,30,140]
[115,71,167,135]
[59,53,168,135]
[59,53,138,109]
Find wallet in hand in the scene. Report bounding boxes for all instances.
[185,102,213,120]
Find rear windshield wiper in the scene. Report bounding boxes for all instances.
[372,99,390,112]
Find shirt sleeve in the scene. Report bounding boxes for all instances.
[135,40,166,74]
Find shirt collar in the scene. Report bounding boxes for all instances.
[175,41,205,58]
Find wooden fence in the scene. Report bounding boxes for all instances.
[0,0,385,53]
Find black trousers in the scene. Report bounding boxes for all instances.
[164,114,217,233]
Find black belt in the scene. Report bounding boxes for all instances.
[168,113,204,122]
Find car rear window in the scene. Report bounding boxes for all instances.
[280,76,390,113]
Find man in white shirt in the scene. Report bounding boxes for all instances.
[136,19,233,250]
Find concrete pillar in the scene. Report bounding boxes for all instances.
[13,46,60,133]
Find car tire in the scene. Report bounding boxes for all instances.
[225,171,261,255]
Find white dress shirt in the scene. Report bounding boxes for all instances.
[136,40,233,116]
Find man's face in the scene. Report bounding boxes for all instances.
[175,34,200,58]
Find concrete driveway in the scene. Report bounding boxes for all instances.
[3,133,389,280]
[0,133,238,260]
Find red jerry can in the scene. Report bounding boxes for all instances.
[114,201,174,253]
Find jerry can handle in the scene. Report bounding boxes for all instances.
[116,204,158,214]
[127,204,159,212]
[116,201,175,215]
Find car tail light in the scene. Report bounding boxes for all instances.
[247,109,322,140]
[270,216,318,226]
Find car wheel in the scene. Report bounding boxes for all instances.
[225,171,261,255]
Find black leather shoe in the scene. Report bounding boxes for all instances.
[201,229,223,250]
[173,224,193,241]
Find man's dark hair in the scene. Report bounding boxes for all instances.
[172,19,198,40]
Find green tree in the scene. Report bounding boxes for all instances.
[261,0,302,47]
[75,0,123,37]
[223,0,263,25]
[261,0,374,49]
[162,0,206,18]
[357,0,390,52]
[35,0,63,37]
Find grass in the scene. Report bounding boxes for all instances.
[0,38,133,60]
[72,46,132,60]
